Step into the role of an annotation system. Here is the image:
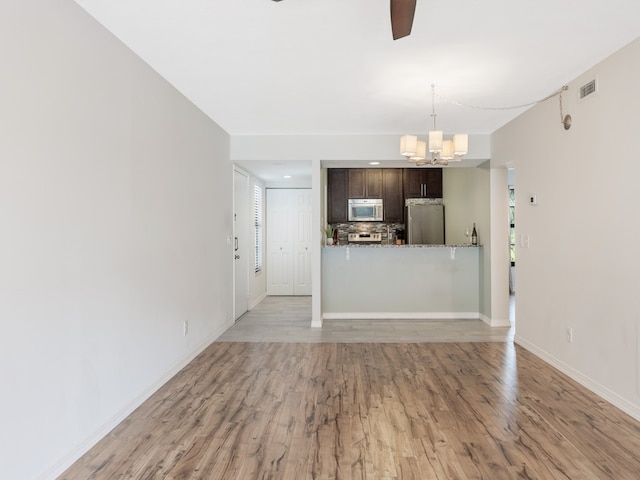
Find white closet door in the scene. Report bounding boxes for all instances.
[293,190,312,295]
[266,189,312,296]
[267,189,294,295]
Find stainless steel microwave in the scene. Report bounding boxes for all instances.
[348,198,383,222]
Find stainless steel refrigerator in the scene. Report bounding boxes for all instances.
[407,203,445,245]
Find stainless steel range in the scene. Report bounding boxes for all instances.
[348,232,382,243]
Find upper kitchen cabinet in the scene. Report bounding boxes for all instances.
[327,168,349,223]
[348,168,382,199]
[403,168,443,198]
[382,169,404,223]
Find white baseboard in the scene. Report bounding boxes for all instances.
[39,319,234,480]
[248,292,267,311]
[480,313,511,327]
[515,335,640,423]
[322,312,481,320]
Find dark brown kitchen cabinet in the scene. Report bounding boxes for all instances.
[327,169,349,223]
[382,169,404,222]
[403,168,443,198]
[348,168,382,199]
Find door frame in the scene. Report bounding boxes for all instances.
[233,167,250,321]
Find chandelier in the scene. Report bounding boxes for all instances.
[400,84,468,166]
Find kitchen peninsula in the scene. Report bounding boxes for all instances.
[322,244,483,320]
[322,166,486,321]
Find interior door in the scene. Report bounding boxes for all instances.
[233,169,250,320]
[267,189,312,295]
[266,189,293,295]
[293,189,312,295]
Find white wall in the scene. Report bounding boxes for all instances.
[443,168,490,246]
[492,37,640,419]
[443,167,501,323]
[312,159,324,327]
[488,167,510,326]
[0,1,234,478]
[231,134,491,162]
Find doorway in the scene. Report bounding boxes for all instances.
[233,168,250,320]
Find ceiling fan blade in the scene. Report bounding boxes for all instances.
[390,0,416,40]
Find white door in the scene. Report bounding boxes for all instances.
[233,169,250,320]
[267,189,312,295]
[267,189,293,295]
[293,190,312,295]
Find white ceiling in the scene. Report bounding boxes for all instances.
[74,0,640,179]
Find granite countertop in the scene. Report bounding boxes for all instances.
[324,243,482,248]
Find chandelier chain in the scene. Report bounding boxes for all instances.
[430,84,438,130]
[435,85,569,111]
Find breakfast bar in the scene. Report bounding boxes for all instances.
[322,244,483,320]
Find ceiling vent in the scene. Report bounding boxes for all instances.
[579,79,597,100]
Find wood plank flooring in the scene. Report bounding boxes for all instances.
[60,297,640,479]
[218,296,514,343]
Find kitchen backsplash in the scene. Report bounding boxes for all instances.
[330,222,405,245]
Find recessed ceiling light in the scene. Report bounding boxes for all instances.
[284,175,292,179]
[369,161,380,165]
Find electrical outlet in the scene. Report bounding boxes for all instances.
[566,327,573,343]
[183,320,189,336]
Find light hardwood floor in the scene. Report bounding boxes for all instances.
[218,296,514,343]
[60,297,640,479]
